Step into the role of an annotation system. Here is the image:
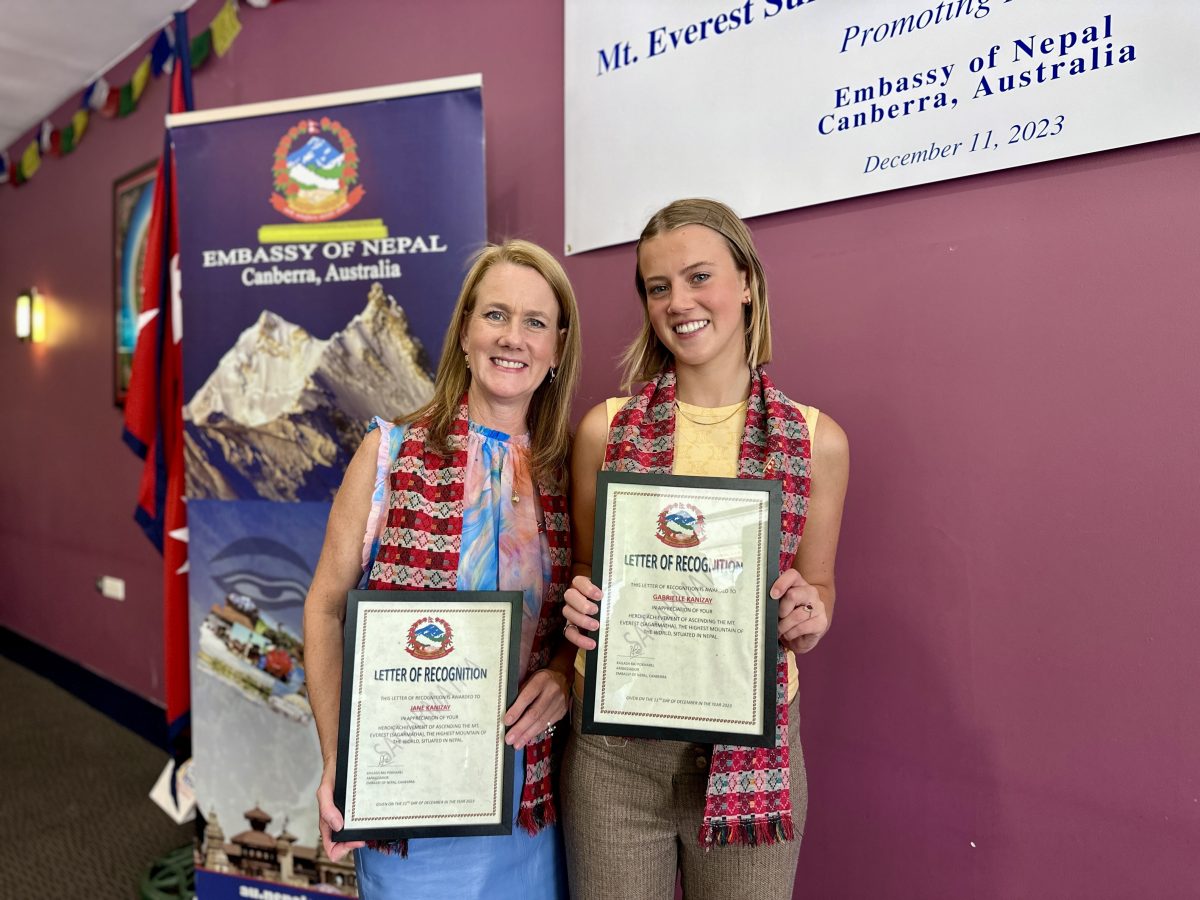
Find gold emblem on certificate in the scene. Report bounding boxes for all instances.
[583,473,781,746]
[333,590,522,841]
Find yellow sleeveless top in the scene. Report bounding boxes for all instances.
[573,397,820,702]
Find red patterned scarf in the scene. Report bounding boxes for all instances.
[367,396,571,852]
[604,366,810,848]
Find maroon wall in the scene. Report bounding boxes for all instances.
[1,1,1197,896]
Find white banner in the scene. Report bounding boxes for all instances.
[565,1,1200,254]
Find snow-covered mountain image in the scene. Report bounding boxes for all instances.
[286,136,344,192]
[184,284,434,501]
[288,136,343,170]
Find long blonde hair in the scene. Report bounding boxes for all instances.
[402,239,581,487]
[621,198,772,391]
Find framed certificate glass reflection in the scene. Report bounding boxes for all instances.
[333,590,522,841]
[582,472,781,746]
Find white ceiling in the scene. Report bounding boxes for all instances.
[0,0,194,152]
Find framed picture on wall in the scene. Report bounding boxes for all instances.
[113,161,157,407]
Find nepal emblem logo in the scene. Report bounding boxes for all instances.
[405,617,454,660]
[656,503,705,549]
[271,117,364,222]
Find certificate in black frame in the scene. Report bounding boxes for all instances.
[582,471,782,746]
[333,589,523,841]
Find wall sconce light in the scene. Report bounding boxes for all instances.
[15,288,45,343]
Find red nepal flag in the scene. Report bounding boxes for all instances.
[121,12,195,753]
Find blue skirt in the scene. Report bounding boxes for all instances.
[354,749,567,900]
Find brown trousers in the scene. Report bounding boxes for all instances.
[560,700,807,900]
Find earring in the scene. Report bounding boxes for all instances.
[464,352,470,369]
[548,367,557,383]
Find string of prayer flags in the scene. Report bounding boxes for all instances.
[131,57,153,104]
[189,29,213,72]
[211,1,243,58]
[4,0,277,188]
[151,28,175,77]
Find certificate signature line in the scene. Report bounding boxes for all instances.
[595,710,756,726]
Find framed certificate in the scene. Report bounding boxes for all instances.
[333,590,522,841]
[582,472,781,746]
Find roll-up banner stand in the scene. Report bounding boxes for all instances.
[169,75,486,898]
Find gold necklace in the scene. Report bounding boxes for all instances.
[674,399,747,427]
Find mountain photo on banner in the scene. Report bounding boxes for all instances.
[184,283,433,501]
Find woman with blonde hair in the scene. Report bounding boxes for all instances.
[560,199,850,899]
[304,239,581,899]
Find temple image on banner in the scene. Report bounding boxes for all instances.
[199,803,357,894]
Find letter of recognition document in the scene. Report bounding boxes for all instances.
[333,590,522,841]
[583,473,781,746]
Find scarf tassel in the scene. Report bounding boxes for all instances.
[366,839,408,857]
[700,812,795,850]
[517,795,558,836]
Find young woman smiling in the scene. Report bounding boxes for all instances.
[559,199,850,900]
